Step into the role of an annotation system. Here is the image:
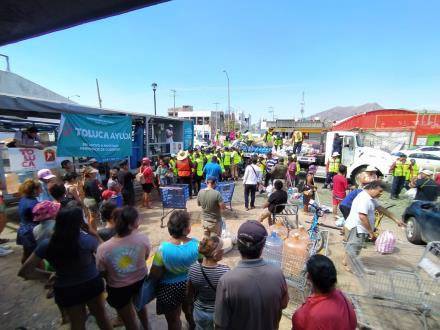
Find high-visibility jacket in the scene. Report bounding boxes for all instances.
[205,153,213,163]
[274,137,283,146]
[296,162,301,175]
[294,131,303,143]
[232,151,242,165]
[406,163,419,180]
[258,161,266,173]
[393,160,407,177]
[176,158,191,177]
[264,132,273,143]
[328,158,340,173]
[218,158,225,173]
[194,157,204,176]
[223,151,232,166]
[223,140,231,147]
[169,159,178,176]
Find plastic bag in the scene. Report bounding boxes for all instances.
[405,188,416,200]
[375,230,396,254]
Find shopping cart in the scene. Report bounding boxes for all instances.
[200,181,235,210]
[159,184,189,227]
[347,241,440,330]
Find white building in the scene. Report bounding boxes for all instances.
[168,107,224,141]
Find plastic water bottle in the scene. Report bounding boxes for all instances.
[263,232,284,268]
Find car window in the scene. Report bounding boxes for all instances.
[408,153,424,159]
[423,154,440,160]
[420,147,440,152]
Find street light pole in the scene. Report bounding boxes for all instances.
[222,70,230,130]
[170,89,176,115]
[213,102,220,133]
[151,83,158,115]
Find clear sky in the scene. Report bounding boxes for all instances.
[1,0,439,121]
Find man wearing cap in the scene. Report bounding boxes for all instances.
[197,176,225,237]
[193,149,205,194]
[405,159,419,190]
[389,153,409,199]
[37,169,56,202]
[214,220,289,330]
[176,150,194,197]
[410,169,438,202]
[89,158,103,184]
[292,130,303,155]
[222,147,232,179]
[359,165,378,186]
[324,152,340,189]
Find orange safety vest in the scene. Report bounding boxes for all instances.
[176,158,191,177]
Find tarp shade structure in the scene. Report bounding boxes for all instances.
[0,94,141,120]
[0,0,170,46]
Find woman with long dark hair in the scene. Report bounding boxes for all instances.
[97,206,151,330]
[18,207,112,330]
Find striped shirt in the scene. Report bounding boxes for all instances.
[188,263,230,312]
[266,158,278,173]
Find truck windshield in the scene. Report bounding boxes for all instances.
[358,132,402,153]
[356,135,364,147]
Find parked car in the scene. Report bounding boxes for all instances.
[402,201,440,244]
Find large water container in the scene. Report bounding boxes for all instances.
[282,233,309,277]
[262,232,284,268]
[269,222,288,240]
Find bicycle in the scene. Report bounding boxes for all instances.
[308,200,327,254]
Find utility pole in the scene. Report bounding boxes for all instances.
[222,70,230,130]
[151,83,158,116]
[213,102,220,133]
[96,78,103,108]
[268,107,274,121]
[170,89,176,115]
[300,91,305,120]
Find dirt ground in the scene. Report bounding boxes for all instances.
[0,181,438,330]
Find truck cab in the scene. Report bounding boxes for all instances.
[315,131,394,184]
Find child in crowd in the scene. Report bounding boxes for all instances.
[97,201,119,242]
[97,206,151,329]
[332,165,348,219]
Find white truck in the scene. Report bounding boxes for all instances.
[312,131,395,184]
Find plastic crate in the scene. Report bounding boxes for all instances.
[160,185,189,209]
[200,181,235,209]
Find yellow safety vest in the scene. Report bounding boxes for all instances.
[223,140,230,147]
[275,137,283,146]
[265,132,273,143]
[405,163,418,180]
[194,157,204,176]
[296,162,301,175]
[393,160,407,177]
[294,131,303,143]
[223,151,232,166]
[169,159,178,175]
[232,151,242,164]
[205,154,213,163]
[329,158,340,173]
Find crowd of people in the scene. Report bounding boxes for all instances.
[0,127,439,330]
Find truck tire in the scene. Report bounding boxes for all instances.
[350,166,366,187]
[405,217,423,244]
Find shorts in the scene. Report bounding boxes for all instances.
[332,196,344,206]
[54,276,105,308]
[345,227,368,257]
[156,281,187,315]
[142,183,153,193]
[107,277,145,309]
[202,220,222,237]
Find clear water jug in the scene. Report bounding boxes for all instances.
[269,222,288,240]
[263,232,283,268]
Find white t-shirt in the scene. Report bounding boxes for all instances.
[242,164,262,185]
[344,190,378,234]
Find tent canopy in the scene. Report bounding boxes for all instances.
[0,0,169,46]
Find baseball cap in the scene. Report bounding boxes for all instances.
[102,189,116,200]
[420,169,433,176]
[37,169,56,180]
[364,165,377,172]
[206,176,217,183]
[237,220,267,247]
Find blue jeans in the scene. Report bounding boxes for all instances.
[193,308,214,330]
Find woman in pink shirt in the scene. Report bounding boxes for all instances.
[292,255,356,330]
[97,206,151,329]
[332,165,348,219]
[139,157,155,208]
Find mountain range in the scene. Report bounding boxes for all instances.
[310,102,383,122]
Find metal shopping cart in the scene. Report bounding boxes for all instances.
[347,241,440,330]
[200,181,235,210]
[159,184,189,227]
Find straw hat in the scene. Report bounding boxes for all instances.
[176,150,189,161]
